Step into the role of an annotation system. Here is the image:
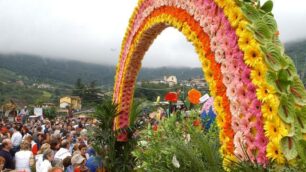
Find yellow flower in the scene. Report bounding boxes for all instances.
[266,141,285,164]
[256,83,276,103]
[214,96,224,115]
[216,113,225,128]
[223,154,237,171]
[236,20,249,36]
[205,68,214,83]
[227,7,244,28]
[244,45,263,67]
[208,80,217,97]
[238,31,257,52]
[261,98,280,120]
[219,130,228,143]
[264,117,288,142]
[201,58,211,71]
[250,61,267,86]
[215,0,227,8]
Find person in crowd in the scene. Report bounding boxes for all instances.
[71,154,87,172]
[48,166,64,172]
[21,126,31,140]
[33,126,43,143]
[41,149,53,172]
[15,141,33,172]
[25,135,38,155]
[72,143,80,155]
[37,132,45,150]
[50,139,61,155]
[10,126,22,156]
[54,139,72,160]
[78,144,87,160]
[0,139,14,170]
[0,156,5,171]
[35,143,51,172]
[85,148,103,172]
[63,156,73,172]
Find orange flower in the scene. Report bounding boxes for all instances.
[193,119,201,127]
[188,89,202,104]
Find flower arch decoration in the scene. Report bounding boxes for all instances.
[113,0,306,166]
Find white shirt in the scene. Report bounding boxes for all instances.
[15,150,32,172]
[54,148,71,160]
[11,131,22,147]
[35,154,43,172]
[40,159,52,172]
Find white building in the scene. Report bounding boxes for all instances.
[164,75,178,87]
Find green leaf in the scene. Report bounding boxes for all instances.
[290,76,306,106]
[240,3,261,21]
[266,70,291,93]
[283,55,298,74]
[280,136,298,161]
[278,69,290,82]
[261,42,282,71]
[261,0,273,13]
[251,19,273,40]
[296,139,306,162]
[278,94,295,124]
[296,106,306,134]
[262,13,278,32]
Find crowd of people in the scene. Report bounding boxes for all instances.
[0,115,103,172]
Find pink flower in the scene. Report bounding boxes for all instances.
[226,31,238,48]
[257,151,268,166]
[237,84,248,102]
[231,116,241,132]
[240,117,250,134]
[228,58,240,74]
[246,144,256,163]
[246,83,257,99]
[221,62,229,74]
[250,99,262,115]
[231,51,244,60]
[210,36,218,52]
[215,47,225,64]
[226,82,238,101]
[222,73,234,87]
[202,17,213,35]
[234,132,248,161]
[241,67,251,84]
[254,134,268,165]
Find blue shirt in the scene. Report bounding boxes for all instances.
[85,156,103,172]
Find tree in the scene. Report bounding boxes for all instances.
[72,79,103,107]
[73,78,85,97]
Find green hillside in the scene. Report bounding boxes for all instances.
[0,54,203,86]
[0,67,71,106]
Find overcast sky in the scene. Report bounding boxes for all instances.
[0,0,305,67]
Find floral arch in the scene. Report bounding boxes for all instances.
[113,0,306,166]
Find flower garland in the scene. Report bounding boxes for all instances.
[113,0,306,168]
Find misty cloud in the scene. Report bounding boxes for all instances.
[0,0,305,67]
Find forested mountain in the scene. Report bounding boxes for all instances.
[0,39,305,87]
[0,54,203,86]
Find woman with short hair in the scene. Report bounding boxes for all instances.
[15,140,34,172]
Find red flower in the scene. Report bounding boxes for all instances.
[193,119,201,126]
[152,124,158,131]
[164,92,178,102]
